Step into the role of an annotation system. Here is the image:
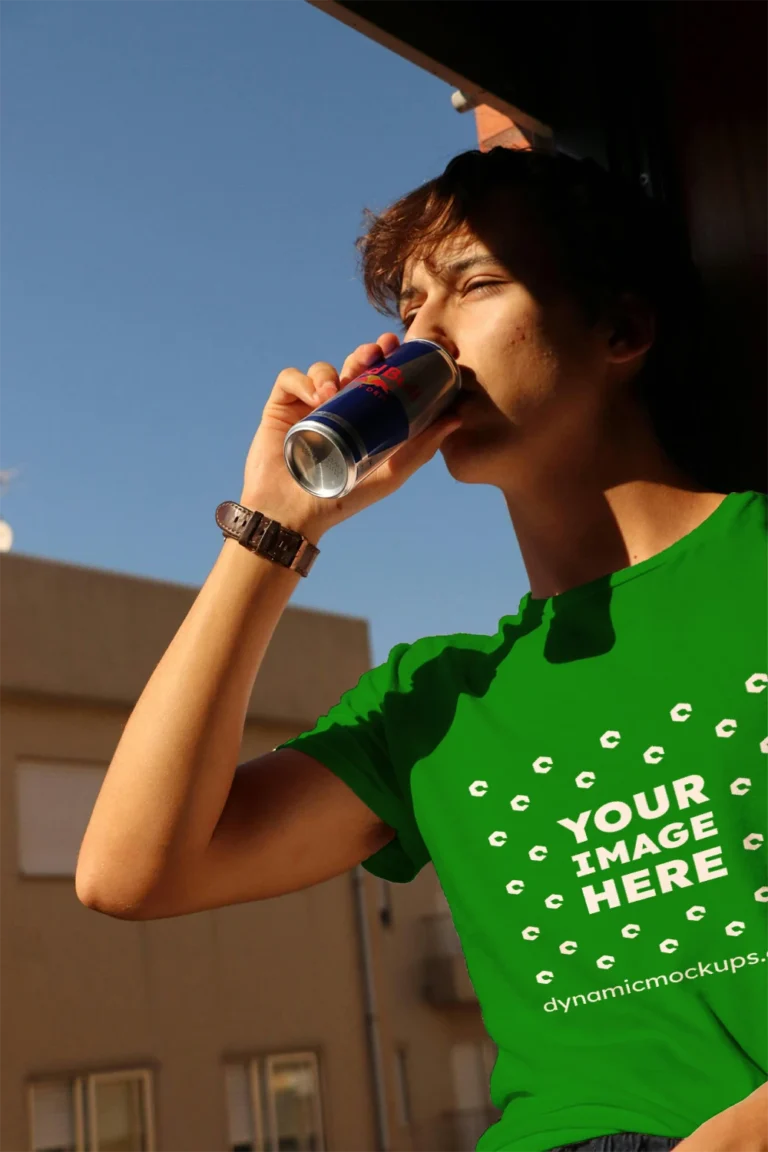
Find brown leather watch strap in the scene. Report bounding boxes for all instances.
[215,501,319,578]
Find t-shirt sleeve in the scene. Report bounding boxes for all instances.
[273,641,430,883]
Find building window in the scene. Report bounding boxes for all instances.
[393,1047,411,1128]
[16,760,106,877]
[225,1052,325,1152]
[28,1068,155,1151]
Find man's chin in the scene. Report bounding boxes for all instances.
[439,429,495,484]
[438,421,520,485]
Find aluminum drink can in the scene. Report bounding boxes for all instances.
[283,339,461,499]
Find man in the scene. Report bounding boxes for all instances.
[77,148,767,1152]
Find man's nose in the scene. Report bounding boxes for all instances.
[404,322,459,362]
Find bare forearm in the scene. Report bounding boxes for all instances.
[76,534,310,912]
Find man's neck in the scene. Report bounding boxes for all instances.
[502,423,728,601]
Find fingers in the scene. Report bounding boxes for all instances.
[339,332,400,386]
[306,361,340,404]
[273,334,402,411]
[377,332,400,357]
[339,344,381,386]
[306,361,339,390]
[272,363,340,411]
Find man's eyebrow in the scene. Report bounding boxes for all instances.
[398,254,505,306]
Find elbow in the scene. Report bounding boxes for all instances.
[75,863,154,921]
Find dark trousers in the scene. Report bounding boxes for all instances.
[545,1134,683,1152]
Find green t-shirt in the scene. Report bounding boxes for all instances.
[277,490,768,1152]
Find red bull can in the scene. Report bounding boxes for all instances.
[283,339,461,498]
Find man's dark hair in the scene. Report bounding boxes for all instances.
[356,147,733,491]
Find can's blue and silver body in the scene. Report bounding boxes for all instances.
[283,339,461,498]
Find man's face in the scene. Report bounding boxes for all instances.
[398,192,636,489]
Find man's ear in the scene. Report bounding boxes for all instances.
[605,293,656,365]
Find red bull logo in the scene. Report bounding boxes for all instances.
[355,363,421,400]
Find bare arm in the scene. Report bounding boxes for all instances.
[119,749,395,919]
[77,534,393,919]
[76,337,458,919]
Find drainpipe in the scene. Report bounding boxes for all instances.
[352,864,390,1152]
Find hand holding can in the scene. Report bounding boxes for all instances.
[284,338,463,499]
[239,335,463,541]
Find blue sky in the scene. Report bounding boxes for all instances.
[2,0,529,669]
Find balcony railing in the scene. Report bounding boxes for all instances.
[420,912,478,1006]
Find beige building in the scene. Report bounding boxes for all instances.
[1,552,499,1152]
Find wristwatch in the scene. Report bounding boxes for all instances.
[216,501,320,577]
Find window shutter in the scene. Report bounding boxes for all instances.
[224,1063,255,1149]
[17,761,106,876]
[31,1081,76,1152]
